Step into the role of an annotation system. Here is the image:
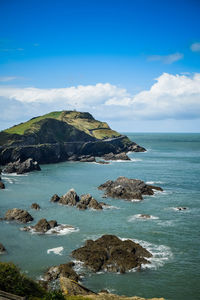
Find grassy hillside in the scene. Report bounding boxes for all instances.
[0,111,121,146]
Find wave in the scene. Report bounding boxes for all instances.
[121,237,173,270]
[22,224,79,236]
[128,214,159,222]
[102,204,120,210]
[2,172,28,177]
[146,181,164,185]
[131,199,141,202]
[47,246,64,255]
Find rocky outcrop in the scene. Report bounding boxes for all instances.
[3,158,41,174]
[31,203,40,210]
[139,214,151,219]
[71,235,152,273]
[68,155,96,162]
[60,277,96,296]
[0,181,5,189]
[103,152,130,161]
[23,218,74,234]
[51,190,104,210]
[0,243,6,253]
[98,177,163,201]
[4,208,33,223]
[44,262,80,283]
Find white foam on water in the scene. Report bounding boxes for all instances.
[102,204,120,210]
[131,199,141,202]
[2,177,18,184]
[146,181,164,185]
[130,158,143,162]
[171,207,188,212]
[72,260,85,273]
[157,220,174,227]
[120,237,173,270]
[128,214,159,222]
[47,247,64,255]
[23,224,79,236]
[2,172,28,177]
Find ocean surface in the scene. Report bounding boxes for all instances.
[0,133,200,300]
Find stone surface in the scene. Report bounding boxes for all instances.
[3,158,41,174]
[139,214,151,219]
[44,262,80,282]
[71,234,152,273]
[0,181,5,189]
[0,243,6,253]
[50,194,60,203]
[24,218,58,233]
[103,152,131,161]
[59,189,80,206]
[4,208,33,223]
[31,203,40,210]
[98,176,163,201]
[60,277,96,296]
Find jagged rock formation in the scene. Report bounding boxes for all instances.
[98,177,163,201]
[44,262,80,282]
[3,158,41,174]
[31,203,40,210]
[0,110,145,165]
[23,218,74,234]
[4,208,33,223]
[50,189,104,210]
[71,235,152,273]
[0,243,6,254]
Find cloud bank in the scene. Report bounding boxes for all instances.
[148,53,183,64]
[0,73,200,130]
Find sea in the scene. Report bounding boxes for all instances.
[0,133,200,300]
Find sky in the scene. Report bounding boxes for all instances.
[0,0,200,132]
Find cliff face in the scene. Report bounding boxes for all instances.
[0,110,145,165]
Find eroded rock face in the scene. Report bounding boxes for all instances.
[24,218,58,233]
[0,243,6,253]
[4,208,33,223]
[44,262,80,282]
[50,194,60,202]
[3,158,41,174]
[71,234,152,273]
[59,189,79,206]
[98,176,163,201]
[31,203,40,210]
[103,152,130,161]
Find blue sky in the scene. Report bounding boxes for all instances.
[0,0,200,132]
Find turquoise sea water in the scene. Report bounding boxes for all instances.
[0,133,200,300]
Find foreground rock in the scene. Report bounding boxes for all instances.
[51,189,104,210]
[31,203,41,210]
[98,176,163,201]
[4,208,33,223]
[44,262,80,283]
[72,235,152,273]
[103,152,130,161]
[0,243,6,253]
[23,218,75,234]
[3,158,41,174]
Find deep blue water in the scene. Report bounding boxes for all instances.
[0,133,200,300]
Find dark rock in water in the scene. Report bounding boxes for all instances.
[72,235,152,273]
[77,194,102,210]
[79,155,96,162]
[44,262,80,282]
[128,144,146,152]
[50,194,60,203]
[4,208,33,223]
[3,158,41,174]
[103,152,130,161]
[98,176,163,201]
[96,160,110,164]
[176,207,187,211]
[48,220,58,228]
[59,189,80,206]
[31,203,40,210]
[24,218,58,233]
[88,198,103,210]
[0,243,6,253]
[139,214,151,219]
[0,181,5,189]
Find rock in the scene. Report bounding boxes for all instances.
[72,234,152,273]
[50,194,60,202]
[4,208,33,223]
[76,203,87,210]
[0,243,6,253]
[139,214,151,219]
[59,189,80,206]
[103,152,130,161]
[3,158,41,174]
[33,218,50,233]
[44,262,80,282]
[88,198,103,210]
[79,155,96,162]
[0,181,5,189]
[98,176,163,201]
[60,277,96,296]
[128,144,146,152]
[78,194,103,210]
[96,160,110,164]
[31,203,40,210]
[48,220,58,228]
[176,207,187,211]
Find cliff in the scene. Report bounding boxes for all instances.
[0,110,145,165]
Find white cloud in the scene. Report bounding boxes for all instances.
[148,53,183,64]
[0,76,17,82]
[0,73,200,128]
[190,42,200,52]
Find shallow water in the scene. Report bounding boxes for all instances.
[0,133,200,300]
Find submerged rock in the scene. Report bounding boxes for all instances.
[31,203,40,210]
[0,243,6,253]
[98,176,163,201]
[44,262,80,282]
[176,207,187,211]
[0,181,5,189]
[139,214,151,219]
[103,152,131,161]
[71,234,152,273]
[3,158,41,174]
[4,208,33,223]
